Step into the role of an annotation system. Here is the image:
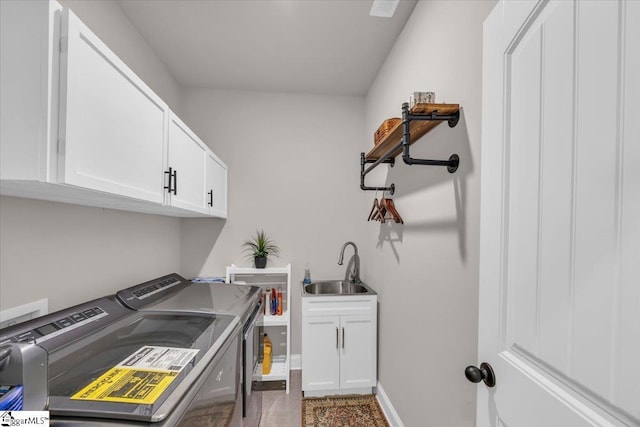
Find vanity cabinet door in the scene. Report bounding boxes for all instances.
[340,315,377,389]
[301,316,340,391]
[59,8,168,204]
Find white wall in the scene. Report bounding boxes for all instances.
[0,0,183,313]
[363,1,495,426]
[0,197,181,311]
[179,88,367,355]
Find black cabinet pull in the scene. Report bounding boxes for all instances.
[164,168,177,195]
[172,169,177,195]
[164,167,173,194]
[208,190,213,207]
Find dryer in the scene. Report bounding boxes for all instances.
[0,296,242,426]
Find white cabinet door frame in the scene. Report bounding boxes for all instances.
[59,8,168,204]
[301,315,341,391]
[206,151,228,218]
[340,314,377,389]
[0,0,61,182]
[166,113,207,214]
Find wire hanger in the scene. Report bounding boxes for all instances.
[367,190,380,221]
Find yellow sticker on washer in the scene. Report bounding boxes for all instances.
[71,367,178,404]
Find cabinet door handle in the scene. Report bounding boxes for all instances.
[208,190,213,207]
[172,169,177,195]
[336,327,339,349]
[342,327,345,349]
[164,168,177,195]
[164,167,173,194]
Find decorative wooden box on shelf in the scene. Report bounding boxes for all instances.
[365,103,460,161]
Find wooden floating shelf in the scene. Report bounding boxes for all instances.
[365,103,460,161]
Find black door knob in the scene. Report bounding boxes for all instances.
[465,362,496,387]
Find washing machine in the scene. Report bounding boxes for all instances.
[116,274,264,427]
[0,296,242,427]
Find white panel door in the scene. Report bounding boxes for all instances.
[301,315,340,391]
[340,315,376,389]
[205,151,228,218]
[479,1,640,426]
[166,114,207,214]
[59,8,167,203]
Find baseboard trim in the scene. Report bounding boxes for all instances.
[290,353,301,370]
[376,381,404,427]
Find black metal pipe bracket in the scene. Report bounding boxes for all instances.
[359,102,461,193]
[360,152,395,194]
[401,102,460,174]
[406,110,460,128]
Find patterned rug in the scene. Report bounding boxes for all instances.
[302,395,390,427]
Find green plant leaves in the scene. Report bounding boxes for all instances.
[241,229,280,259]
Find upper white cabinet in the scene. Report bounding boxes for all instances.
[0,1,227,218]
[166,113,207,215]
[59,8,168,204]
[206,151,228,218]
[0,0,62,183]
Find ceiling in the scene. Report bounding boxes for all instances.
[117,0,418,96]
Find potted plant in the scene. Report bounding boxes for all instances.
[242,229,280,268]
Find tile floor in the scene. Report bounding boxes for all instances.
[259,369,302,427]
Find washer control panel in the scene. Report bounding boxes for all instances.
[116,273,190,310]
[0,306,108,345]
[131,277,182,300]
[0,296,133,351]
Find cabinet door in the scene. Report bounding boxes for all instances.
[301,316,340,391]
[59,8,167,203]
[166,114,207,214]
[340,315,377,389]
[205,151,228,218]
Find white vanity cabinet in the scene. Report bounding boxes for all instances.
[301,295,377,397]
[0,1,227,218]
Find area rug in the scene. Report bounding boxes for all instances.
[302,395,390,427]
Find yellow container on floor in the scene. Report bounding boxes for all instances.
[262,334,272,375]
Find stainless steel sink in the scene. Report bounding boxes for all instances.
[302,280,375,296]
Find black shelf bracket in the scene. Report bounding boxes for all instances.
[360,152,395,195]
[359,102,461,194]
[401,102,460,173]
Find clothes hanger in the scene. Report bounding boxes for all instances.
[367,191,380,221]
[376,192,388,223]
[376,192,403,224]
[372,191,388,223]
[384,198,403,224]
